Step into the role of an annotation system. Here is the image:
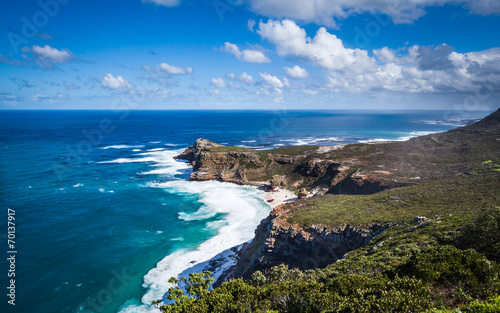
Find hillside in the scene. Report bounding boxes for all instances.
[156,109,500,313]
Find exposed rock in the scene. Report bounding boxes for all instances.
[412,216,428,224]
[193,138,222,154]
[297,188,308,199]
[270,175,287,188]
[272,154,299,165]
[297,158,339,177]
[173,146,195,162]
[174,138,222,163]
[231,204,388,279]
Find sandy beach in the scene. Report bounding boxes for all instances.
[263,187,298,208]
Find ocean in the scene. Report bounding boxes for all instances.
[0,109,490,313]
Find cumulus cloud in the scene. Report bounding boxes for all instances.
[245,0,500,27]
[211,78,226,88]
[258,20,375,72]
[326,45,500,94]
[222,42,271,63]
[237,72,256,85]
[284,65,309,78]
[159,63,193,74]
[21,45,76,69]
[102,74,134,92]
[257,19,500,95]
[259,72,285,88]
[226,72,257,86]
[142,0,180,7]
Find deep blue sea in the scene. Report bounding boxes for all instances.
[0,109,491,313]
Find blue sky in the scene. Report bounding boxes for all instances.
[1,0,500,110]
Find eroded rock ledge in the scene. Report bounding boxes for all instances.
[175,138,393,194]
[226,203,389,280]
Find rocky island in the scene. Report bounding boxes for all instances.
[156,109,500,313]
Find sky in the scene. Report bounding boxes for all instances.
[1,0,500,110]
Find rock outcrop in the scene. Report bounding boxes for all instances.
[174,138,222,164]
[230,203,388,279]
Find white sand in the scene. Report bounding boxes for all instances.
[263,187,298,208]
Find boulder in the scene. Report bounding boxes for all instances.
[298,188,308,199]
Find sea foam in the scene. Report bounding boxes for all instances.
[119,180,270,313]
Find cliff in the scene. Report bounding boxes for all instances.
[175,109,500,282]
[231,203,389,279]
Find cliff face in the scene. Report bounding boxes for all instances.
[176,139,345,190]
[231,203,388,279]
[175,138,397,194]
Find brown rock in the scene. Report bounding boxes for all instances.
[298,188,308,199]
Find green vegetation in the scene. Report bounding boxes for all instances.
[156,110,500,312]
[154,243,499,312]
[154,175,500,312]
[286,172,499,228]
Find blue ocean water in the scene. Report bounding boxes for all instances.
[0,109,490,313]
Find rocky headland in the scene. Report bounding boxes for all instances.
[174,109,500,283]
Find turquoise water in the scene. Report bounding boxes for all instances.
[0,110,490,313]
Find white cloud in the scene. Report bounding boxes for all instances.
[248,19,256,32]
[258,20,375,72]
[142,0,180,7]
[256,19,500,95]
[245,0,500,27]
[302,89,318,95]
[222,42,271,63]
[30,45,74,63]
[259,72,284,88]
[227,72,256,86]
[159,63,193,74]
[211,78,226,88]
[21,45,76,69]
[238,72,256,85]
[324,45,500,94]
[102,74,134,92]
[373,47,398,64]
[31,93,66,102]
[284,65,309,78]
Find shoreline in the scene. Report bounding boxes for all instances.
[262,186,298,208]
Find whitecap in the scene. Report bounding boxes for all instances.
[358,131,442,143]
[119,181,270,313]
[100,145,145,150]
[146,148,166,152]
[280,137,345,146]
[98,148,191,179]
[73,183,83,187]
